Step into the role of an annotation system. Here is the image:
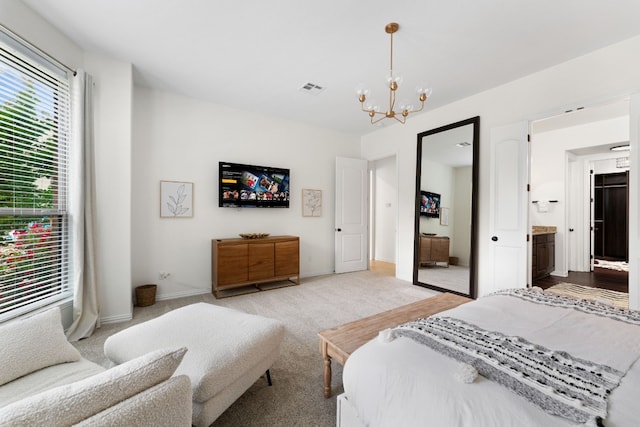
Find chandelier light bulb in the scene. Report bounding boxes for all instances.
[386,73,403,90]
[355,84,369,96]
[399,99,414,113]
[416,83,433,97]
[365,101,380,113]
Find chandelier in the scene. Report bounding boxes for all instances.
[356,22,432,125]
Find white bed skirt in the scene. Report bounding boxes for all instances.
[337,393,364,427]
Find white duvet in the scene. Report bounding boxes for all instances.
[342,293,640,427]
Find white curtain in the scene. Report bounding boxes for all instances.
[66,70,100,342]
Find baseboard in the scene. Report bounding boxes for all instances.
[100,313,133,324]
[156,288,211,301]
[150,273,333,303]
[301,270,335,279]
[138,273,338,305]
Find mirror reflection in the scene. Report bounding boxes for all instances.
[414,117,479,298]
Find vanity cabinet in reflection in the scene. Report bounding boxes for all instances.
[419,235,450,267]
[532,233,555,279]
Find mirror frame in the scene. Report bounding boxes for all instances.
[413,116,479,299]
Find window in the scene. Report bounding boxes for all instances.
[0,33,72,321]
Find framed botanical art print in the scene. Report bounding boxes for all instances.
[302,188,322,217]
[160,181,193,218]
[439,207,449,226]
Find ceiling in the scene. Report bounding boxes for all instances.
[21,0,640,136]
[423,124,474,168]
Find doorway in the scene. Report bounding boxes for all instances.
[530,98,630,291]
[593,171,629,262]
[369,155,397,275]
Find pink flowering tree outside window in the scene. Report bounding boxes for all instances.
[0,220,61,311]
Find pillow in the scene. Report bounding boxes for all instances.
[0,307,81,386]
[0,347,187,426]
[75,375,192,427]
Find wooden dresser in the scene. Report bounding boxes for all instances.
[211,235,299,298]
[419,235,450,267]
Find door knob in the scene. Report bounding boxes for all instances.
[491,236,498,242]
[335,228,342,232]
[569,228,574,232]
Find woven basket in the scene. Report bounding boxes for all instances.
[135,284,157,307]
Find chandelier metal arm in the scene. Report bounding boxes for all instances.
[391,115,406,124]
[370,114,388,125]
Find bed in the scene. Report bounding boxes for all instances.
[339,289,640,427]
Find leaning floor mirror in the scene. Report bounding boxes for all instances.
[413,116,479,298]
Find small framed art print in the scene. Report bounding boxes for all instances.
[160,181,193,218]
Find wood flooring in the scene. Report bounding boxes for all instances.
[533,268,628,293]
[369,260,395,276]
[370,259,629,293]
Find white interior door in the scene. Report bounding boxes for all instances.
[335,157,368,273]
[486,122,529,294]
[567,153,582,271]
[589,167,596,271]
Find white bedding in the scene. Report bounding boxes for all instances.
[342,292,640,427]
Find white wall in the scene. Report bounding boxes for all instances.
[372,156,396,263]
[83,54,133,323]
[419,160,453,237]
[131,87,360,300]
[0,1,83,70]
[530,117,629,276]
[418,163,471,265]
[3,1,134,324]
[452,166,472,266]
[361,35,640,297]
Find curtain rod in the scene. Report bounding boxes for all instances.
[0,23,77,76]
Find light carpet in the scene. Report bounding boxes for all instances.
[545,282,629,309]
[594,259,629,272]
[417,264,469,294]
[73,270,437,426]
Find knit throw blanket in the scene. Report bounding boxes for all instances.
[395,315,623,425]
[492,288,640,326]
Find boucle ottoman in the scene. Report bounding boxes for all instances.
[104,303,285,427]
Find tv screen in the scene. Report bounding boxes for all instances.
[219,161,290,208]
[420,191,440,218]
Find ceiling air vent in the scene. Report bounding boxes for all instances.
[299,82,326,95]
[616,157,629,168]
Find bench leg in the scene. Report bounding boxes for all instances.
[265,369,272,386]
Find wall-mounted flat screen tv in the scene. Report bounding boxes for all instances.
[219,161,290,208]
[420,190,440,218]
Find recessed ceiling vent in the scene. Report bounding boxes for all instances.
[617,157,629,168]
[299,82,326,95]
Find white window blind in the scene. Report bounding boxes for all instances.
[0,34,72,321]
